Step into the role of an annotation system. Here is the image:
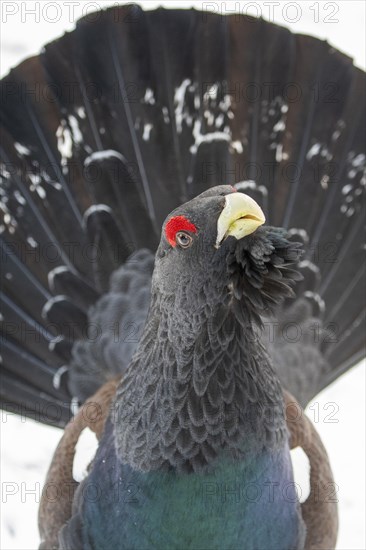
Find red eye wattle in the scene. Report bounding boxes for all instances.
[165,215,197,247]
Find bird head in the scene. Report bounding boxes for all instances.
[153,185,302,326]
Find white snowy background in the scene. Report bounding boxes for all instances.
[0,1,365,549]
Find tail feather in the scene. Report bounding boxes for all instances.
[0,5,364,425]
[49,336,73,363]
[83,153,156,251]
[48,267,100,310]
[1,239,51,321]
[1,339,64,400]
[42,297,88,340]
[84,205,132,292]
[1,369,71,427]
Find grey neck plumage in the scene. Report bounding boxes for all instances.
[112,288,287,474]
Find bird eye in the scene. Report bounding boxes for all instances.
[176,231,193,249]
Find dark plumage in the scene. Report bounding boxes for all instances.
[58,186,306,549]
[0,4,365,549]
[113,189,297,472]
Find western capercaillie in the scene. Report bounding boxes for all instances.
[0,5,364,549]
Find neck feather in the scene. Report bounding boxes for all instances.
[113,292,287,473]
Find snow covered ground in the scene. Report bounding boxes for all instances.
[1,1,365,549]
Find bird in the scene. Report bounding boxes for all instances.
[0,4,364,549]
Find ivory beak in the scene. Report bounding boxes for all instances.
[215,192,265,248]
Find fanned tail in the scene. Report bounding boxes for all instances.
[1,5,364,425]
